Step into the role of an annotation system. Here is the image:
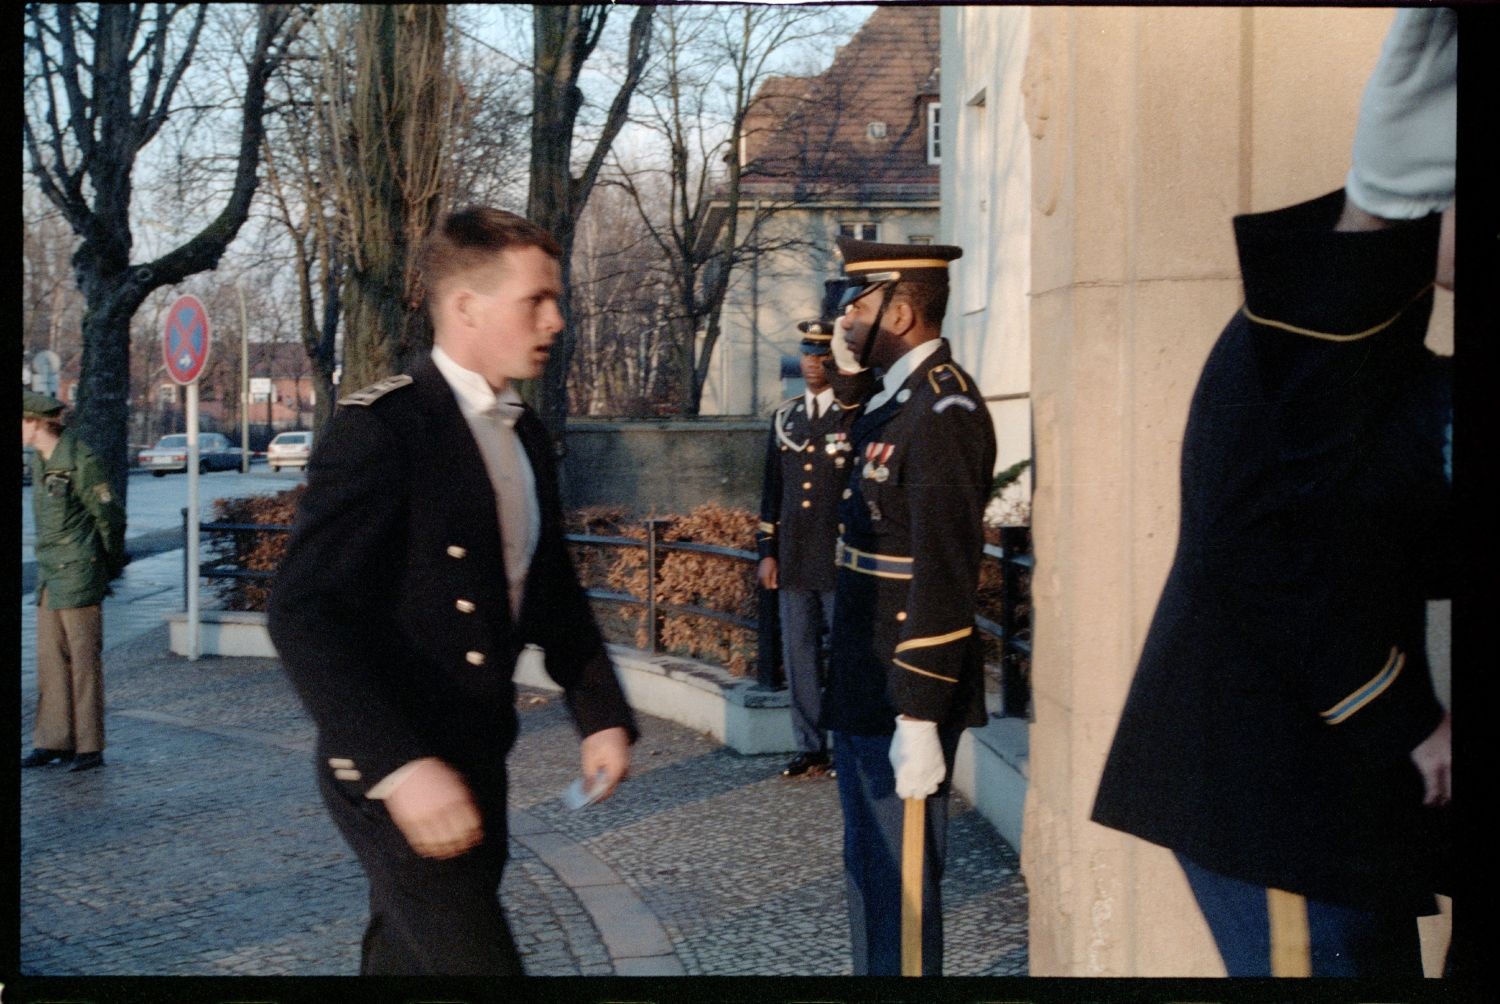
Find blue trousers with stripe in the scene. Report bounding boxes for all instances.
[833,728,961,976]
[1176,852,1424,977]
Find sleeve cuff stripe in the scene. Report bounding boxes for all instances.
[894,627,973,654]
[1321,647,1405,725]
[893,658,959,683]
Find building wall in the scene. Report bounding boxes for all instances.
[940,6,1034,518]
[701,203,939,417]
[944,5,1455,977]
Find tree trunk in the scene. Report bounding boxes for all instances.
[342,5,446,392]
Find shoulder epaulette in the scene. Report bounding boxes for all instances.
[926,363,969,396]
[339,374,414,407]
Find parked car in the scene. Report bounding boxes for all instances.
[137,433,243,476]
[266,430,314,472]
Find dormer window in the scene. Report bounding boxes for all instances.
[866,121,887,140]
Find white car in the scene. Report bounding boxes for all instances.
[138,433,243,476]
[267,430,314,472]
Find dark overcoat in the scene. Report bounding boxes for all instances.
[824,340,996,735]
[1091,190,1452,913]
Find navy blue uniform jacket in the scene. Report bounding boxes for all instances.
[268,356,637,803]
[1092,190,1452,913]
[757,394,857,591]
[824,341,996,735]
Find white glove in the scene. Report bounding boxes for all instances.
[829,321,867,374]
[1345,8,1456,220]
[889,716,945,799]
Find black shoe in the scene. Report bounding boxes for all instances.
[20,748,72,768]
[782,752,831,778]
[67,752,105,773]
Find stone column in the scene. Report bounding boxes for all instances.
[1018,6,1420,976]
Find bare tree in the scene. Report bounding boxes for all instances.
[606,4,858,416]
[22,3,300,505]
[526,4,655,446]
[335,4,450,391]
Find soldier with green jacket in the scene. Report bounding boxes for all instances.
[22,390,126,772]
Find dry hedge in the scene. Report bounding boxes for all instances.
[210,492,1029,696]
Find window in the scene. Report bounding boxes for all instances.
[158,384,176,405]
[839,222,880,242]
[866,121,887,140]
[908,235,933,245]
[927,103,941,165]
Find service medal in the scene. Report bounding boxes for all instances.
[873,465,889,483]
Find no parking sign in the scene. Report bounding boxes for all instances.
[163,294,211,384]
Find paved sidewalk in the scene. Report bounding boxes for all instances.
[17,618,1027,978]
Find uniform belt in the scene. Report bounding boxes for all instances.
[835,541,913,579]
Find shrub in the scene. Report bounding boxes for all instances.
[206,486,305,611]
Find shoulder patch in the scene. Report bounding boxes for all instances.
[339,374,414,407]
[933,394,978,414]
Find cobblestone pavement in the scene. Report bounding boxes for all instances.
[17,623,1027,979]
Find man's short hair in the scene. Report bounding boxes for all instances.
[892,279,949,328]
[418,207,563,303]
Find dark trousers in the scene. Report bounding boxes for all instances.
[779,587,834,753]
[1176,852,1424,977]
[318,765,522,975]
[832,728,960,976]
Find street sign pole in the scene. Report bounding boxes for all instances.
[163,293,212,663]
[186,382,201,660]
[238,283,250,474]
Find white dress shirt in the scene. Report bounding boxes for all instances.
[431,345,539,616]
[864,338,944,413]
[805,386,835,421]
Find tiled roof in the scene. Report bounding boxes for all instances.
[740,6,940,199]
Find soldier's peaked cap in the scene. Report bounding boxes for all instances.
[795,278,851,352]
[23,389,65,418]
[835,238,961,309]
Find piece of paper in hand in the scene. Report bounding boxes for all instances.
[562,769,608,810]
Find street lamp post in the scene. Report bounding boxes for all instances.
[238,282,250,473]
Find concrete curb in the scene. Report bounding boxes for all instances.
[509,808,684,976]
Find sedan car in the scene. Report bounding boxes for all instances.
[266,430,313,472]
[137,432,244,476]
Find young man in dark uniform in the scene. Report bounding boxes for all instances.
[822,238,996,975]
[757,286,857,779]
[268,208,637,975]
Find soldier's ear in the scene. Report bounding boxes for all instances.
[888,299,916,338]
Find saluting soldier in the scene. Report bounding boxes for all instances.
[822,238,996,975]
[757,281,858,779]
[268,208,637,975]
[21,390,127,773]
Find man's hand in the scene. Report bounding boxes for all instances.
[830,318,867,374]
[581,726,631,803]
[1410,711,1451,807]
[889,715,945,799]
[757,556,779,590]
[382,757,484,859]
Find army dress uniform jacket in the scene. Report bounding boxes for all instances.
[824,340,996,735]
[268,356,638,808]
[1091,190,1452,914]
[32,429,126,610]
[756,394,857,591]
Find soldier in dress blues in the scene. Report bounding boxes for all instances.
[821,238,996,975]
[757,283,858,779]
